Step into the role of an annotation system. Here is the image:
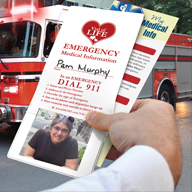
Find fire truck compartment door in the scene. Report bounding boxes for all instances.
[155,46,176,70]
[177,47,192,98]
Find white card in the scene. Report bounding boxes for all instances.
[8,6,143,178]
[96,1,179,167]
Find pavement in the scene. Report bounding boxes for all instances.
[0,101,191,191]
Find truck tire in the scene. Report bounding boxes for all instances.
[158,84,173,105]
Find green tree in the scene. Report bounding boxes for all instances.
[78,147,86,161]
[129,0,192,35]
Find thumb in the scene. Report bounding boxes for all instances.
[86,111,113,132]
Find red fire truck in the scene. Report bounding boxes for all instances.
[138,33,192,110]
[0,5,68,133]
[0,5,192,133]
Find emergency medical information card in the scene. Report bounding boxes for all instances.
[8,6,144,178]
[97,1,178,166]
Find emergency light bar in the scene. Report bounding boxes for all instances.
[10,5,38,15]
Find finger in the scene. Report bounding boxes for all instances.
[86,111,113,132]
[130,99,150,112]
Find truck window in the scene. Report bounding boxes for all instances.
[0,21,41,58]
[43,22,62,58]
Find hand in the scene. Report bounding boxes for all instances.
[86,99,182,186]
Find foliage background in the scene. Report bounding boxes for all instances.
[122,0,192,35]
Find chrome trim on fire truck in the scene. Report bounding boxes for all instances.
[0,104,28,122]
[165,44,192,49]
[20,75,41,79]
[156,78,171,99]
[171,33,192,38]
[1,74,41,82]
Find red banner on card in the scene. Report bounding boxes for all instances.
[133,43,156,55]
[116,95,130,105]
[123,73,140,85]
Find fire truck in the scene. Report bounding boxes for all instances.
[0,5,192,133]
[0,5,68,133]
[138,33,192,110]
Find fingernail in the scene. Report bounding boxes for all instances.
[86,111,97,122]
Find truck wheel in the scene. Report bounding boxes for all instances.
[158,84,172,105]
